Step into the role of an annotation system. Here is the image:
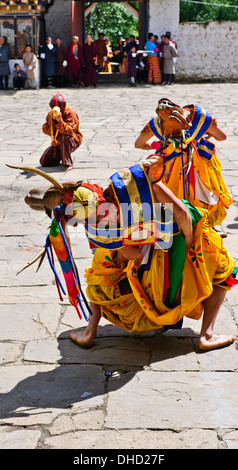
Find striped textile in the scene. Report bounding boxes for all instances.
[84,163,178,250]
[147,55,161,84]
[147,111,215,161]
[47,210,92,321]
[184,104,213,142]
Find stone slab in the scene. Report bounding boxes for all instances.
[0,342,22,364]
[0,304,61,341]
[23,337,150,367]
[44,428,219,449]
[0,427,41,449]
[0,364,105,426]
[222,430,238,449]
[106,371,238,429]
[0,286,61,304]
[47,409,105,435]
[1,83,238,449]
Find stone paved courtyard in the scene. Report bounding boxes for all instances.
[0,82,238,450]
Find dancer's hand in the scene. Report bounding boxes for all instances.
[116,246,142,269]
[116,250,128,270]
[151,141,162,151]
[52,106,61,122]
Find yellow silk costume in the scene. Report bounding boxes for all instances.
[162,142,231,226]
[85,206,236,334]
[142,105,232,226]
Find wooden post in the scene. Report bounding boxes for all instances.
[71,0,85,46]
[71,0,149,48]
[139,0,149,48]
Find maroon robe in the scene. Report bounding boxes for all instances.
[94,39,107,69]
[82,42,98,87]
[67,42,85,86]
[56,44,67,76]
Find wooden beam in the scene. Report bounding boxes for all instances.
[84,2,96,17]
[139,0,149,48]
[122,2,139,19]
[71,0,85,45]
[83,0,142,3]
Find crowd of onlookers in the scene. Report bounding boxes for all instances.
[113,32,178,86]
[0,36,38,90]
[0,31,178,90]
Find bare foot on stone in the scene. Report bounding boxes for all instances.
[199,333,235,351]
[70,330,95,348]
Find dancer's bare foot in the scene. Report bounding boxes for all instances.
[199,285,235,352]
[70,303,101,348]
[199,333,235,351]
[70,329,95,348]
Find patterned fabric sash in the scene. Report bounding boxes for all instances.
[46,207,93,321]
[148,104,214,161]
[85,163,180,250]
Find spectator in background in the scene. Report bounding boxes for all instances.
[126,35,138,78]
[162,34,178,85]
[82,34,98,87]
[136,53,147,83]
[67,36,85,87]
[160,35,165,56]
[154,34,160,49]
[127,45,137,86]
[126,35,138,53]
[13,63,26,90]
[95,33,107,71]
[55,36,67,87]
[165,31,177,84]
[166,31,177,49]
[159,35,165,81]
[145,32,161,85]
[113,37,124,73]
[23,43,37,89]
[0,36,10,90]
[122,38,129,72]
[40,37,57,88]
[104,38,113,72]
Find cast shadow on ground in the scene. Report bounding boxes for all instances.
[18,166,80,179]
[226,215,238,231]
[19,167,62,179]
[0,324,199,421]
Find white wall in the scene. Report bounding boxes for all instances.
[44,0,72,48]
[149,0,180,40]
[149,0,238,81]
[176,21,238,81]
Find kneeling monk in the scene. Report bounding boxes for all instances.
[40,94,83,170]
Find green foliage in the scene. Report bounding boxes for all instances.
[180,0,238,22]
[85,2,139,47]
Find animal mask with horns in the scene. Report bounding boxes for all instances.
[6,165,85,274]
[7,164,82,217]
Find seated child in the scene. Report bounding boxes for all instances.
[13,63,26,90]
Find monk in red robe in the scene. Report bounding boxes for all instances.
[95,33,107,71]
[82,35,98,87]
[40,94,83,170]
[67,36,85,87]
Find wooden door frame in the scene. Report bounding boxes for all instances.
[71,0,149,47]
